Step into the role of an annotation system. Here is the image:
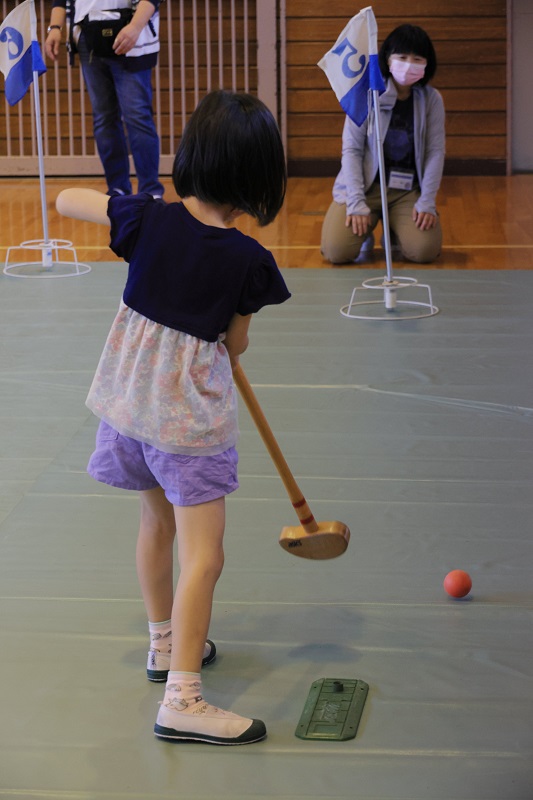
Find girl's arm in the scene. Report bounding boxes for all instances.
[56,188,111,226]
[224,313,252,370]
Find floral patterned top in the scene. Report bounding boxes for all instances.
[86,195,290,454]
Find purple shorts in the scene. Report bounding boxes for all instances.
[87,421,239,506]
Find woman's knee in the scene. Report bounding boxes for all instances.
[398,225,442,264]
[321,241,361,264]
[401,238,441,264]
[321,202,363,264]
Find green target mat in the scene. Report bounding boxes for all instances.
[295,678,369,741]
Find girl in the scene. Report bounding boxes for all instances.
[56,90,290,745]
[321,24,445,265]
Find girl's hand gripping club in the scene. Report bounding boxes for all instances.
[233,364,350,560]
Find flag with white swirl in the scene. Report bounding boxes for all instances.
[318,6,385,126]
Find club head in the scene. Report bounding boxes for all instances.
[279,521,350,560]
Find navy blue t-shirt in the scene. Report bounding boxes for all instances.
[383,93,417,182]
[108,195,291,343]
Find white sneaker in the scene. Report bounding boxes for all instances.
[147,639,217,682]
[360,232,375,253]
[154,700,266,745]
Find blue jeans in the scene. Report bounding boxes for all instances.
[77,35,164,197]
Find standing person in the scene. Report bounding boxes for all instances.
[56,90,290,745]
[321,24,445,265]
[45,0,164,198]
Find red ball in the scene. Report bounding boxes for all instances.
[443,569,472,598]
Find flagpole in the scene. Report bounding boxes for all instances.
[2,0,90,278]
[371,87,396,308]
[32,68,53,268]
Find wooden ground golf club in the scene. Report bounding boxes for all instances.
[233,364,350,560]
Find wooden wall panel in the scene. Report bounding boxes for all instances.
[0,1,257,168]
[285,0,508,176]
[0,1,508,176]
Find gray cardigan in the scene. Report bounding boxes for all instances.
[332,78,445,217]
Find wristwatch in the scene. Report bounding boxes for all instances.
[47,25,62,32]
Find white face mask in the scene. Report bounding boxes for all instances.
[389,58,426,86]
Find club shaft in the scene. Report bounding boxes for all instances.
[233,363,319,533]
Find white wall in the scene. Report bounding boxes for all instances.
[511,0,533,171]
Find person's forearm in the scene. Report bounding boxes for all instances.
[131,0,158,30]
[48,6,66,27]
[113,0,158,54]
[416,94,445,214]
[44,7,66,61]
[340,118,369,215]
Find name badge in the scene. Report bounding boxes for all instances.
[388,169,415,191]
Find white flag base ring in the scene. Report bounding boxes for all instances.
[4,239,91,278]
[340,275,439,320]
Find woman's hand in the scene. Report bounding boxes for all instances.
[412,209,437,230]
[346,214,371,237]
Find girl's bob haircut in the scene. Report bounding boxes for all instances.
[173,90,287,227]
[379,24,437,86]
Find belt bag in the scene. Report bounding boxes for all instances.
[79,10,133,58]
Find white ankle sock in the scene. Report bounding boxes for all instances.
[164,671,203,711]
[148,623,214,664]
[148,619,172,653]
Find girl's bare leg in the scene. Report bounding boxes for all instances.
[137,487,176,622]
[155,496,266,744]
[170,497,226,673]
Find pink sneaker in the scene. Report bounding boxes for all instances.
[154,700,266,745]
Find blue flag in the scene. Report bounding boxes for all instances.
[318,6,385,127]
[0,0,46,106]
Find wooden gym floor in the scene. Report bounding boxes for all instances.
[1,174,533,269]
[0,175,532,799]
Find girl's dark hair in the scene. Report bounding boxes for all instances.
[378,25,437,86]
[173,90,287,227]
